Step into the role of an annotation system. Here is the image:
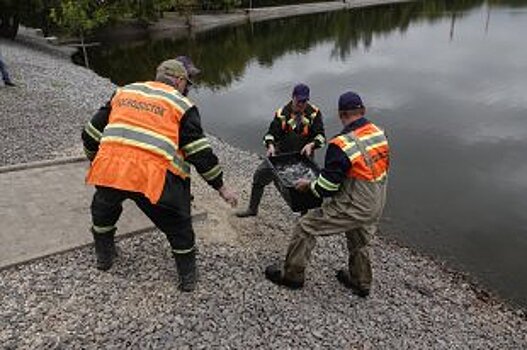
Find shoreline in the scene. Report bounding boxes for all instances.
[13,0,412,51]
[100,0,411,42]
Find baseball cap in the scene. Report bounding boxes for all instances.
[292,83,310,102]
[338,91,364,111]
[156,59,190,83]
[176,56,201,77]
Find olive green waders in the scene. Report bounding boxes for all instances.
[278,178,387,292]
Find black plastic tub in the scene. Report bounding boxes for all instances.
[266,152,323,212]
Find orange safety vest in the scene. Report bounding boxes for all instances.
[276,103,319,137]
[330,122,390,182]
[86,81,192,204]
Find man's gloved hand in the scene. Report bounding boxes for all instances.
[266,144,276,158]
[300,142,316,157]
[218,185,238,208]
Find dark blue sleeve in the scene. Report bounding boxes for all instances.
[310,144,350,198]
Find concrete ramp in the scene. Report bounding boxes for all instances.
[0,159,155,269]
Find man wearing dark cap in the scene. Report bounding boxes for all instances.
[265,91,390,298]
[236,83,326,218]
[82,56,238,292]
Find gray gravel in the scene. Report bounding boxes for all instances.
[0,38,114,166]
[1,39,527,349]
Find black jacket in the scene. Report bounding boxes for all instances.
[263,101,326,153]
[82,87,224,207]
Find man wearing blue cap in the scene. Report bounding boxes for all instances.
[236,83,326,218]
[265,91,390,298]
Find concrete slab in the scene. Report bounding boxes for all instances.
[0,160,155,269]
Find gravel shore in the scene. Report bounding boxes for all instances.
[1,39,526,349]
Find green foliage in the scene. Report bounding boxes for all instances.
[50,0,111,36]
[88,0,514,88]
[123,0,182,23]
[170,0,198,23]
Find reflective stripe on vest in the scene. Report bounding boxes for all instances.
[101,123,190,176]
[121,83,193,115]
[332,125,389,182]
[276,103,319,137]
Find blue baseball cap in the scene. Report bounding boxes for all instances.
[175,56,200,85]
[292,83,310,102]
[338,91,364,111]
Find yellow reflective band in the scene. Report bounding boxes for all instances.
[373,171,388,182]
[201,165,222,181]
[360,132,387,148]
[172,246,195,255]
[122,85,190,115]
[348,150,362,162]
[85,122,102,142]
[338,136,361,161]
[366,140,388,152]
[84,147,95,159]
[182,138,210,157]
[129,82,194,109]
[317,175,340,191]
[263,134,275,146]
[171,156,191,177]
[302,117,310,125]
[276,108,284,119]
[101,136,174,162]
[107,123,178,152]
[359,131,384,142]
[314,134,325,145]
[92,225,115,234]
[310,180,321,198]
[339,137,358,150]
[143,83,194,110]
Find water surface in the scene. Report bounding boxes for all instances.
[85,0,527,308]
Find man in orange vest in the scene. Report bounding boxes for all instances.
[265,91,390,297]
[236,83,326,217]
[82,57,237,292]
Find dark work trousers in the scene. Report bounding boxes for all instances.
[0,57,12,84]
[91,184,194,253]
[253,159,275,188]
[253,158,307,215]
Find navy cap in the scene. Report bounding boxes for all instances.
[292,83,310,101]
[338,91,364,111]
[175,56,200,84]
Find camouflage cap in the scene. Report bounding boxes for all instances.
[156,59,191,84]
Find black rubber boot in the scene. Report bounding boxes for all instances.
[174,250,197,292]
[92,229,117,271]
[265,264,304,290]
[235,183,264,218]
[336,269,370,298]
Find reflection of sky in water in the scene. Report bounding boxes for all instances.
[195,5,527,306]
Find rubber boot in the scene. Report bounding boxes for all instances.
[336,269,370,298]
[174,250,197,292]
[92,229,117,271]
[235,183,264,218]
[265,264,304,290]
